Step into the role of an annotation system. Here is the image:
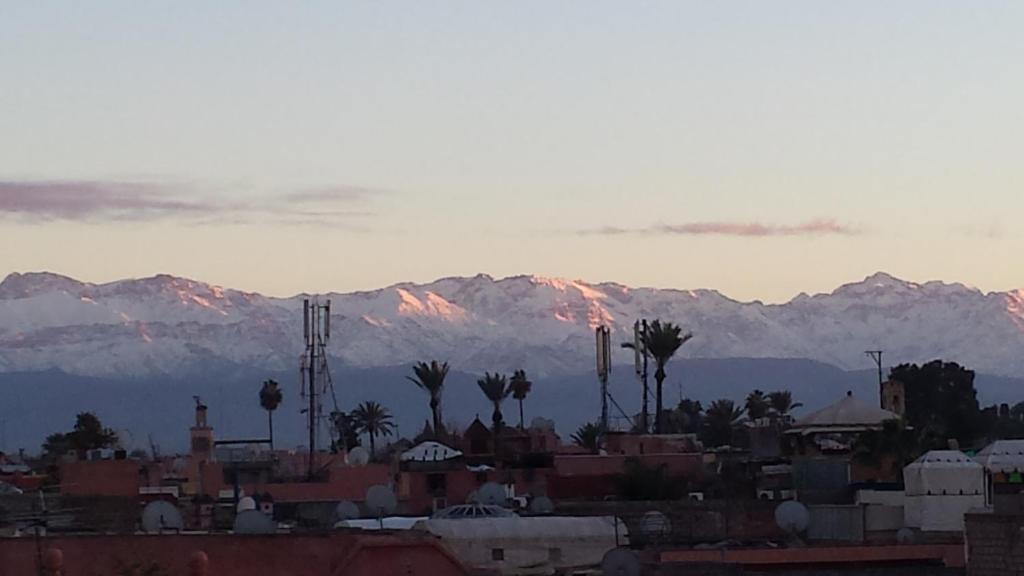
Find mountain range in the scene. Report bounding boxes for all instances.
[2,270,1024,378]
[3,270,1024,452]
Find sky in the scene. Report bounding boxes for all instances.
[1,1,1023,303]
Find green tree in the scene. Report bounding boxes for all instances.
[478,372,511,439]
[853,418,919,482]
[351,401,396,457]
[259,379,283,449]
[408,360,450,437]
[703,399,745,448]
[571,422,603,454]
[330,411,362,452]
[636,320,693,434]
[745,390,770,421]
[767,390,803,423]
[893,361,984,449]
[510,369,533,429]
[42,412,119,461]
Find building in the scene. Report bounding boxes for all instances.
[880,380,906,416]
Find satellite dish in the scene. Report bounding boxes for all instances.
[233,510,276,534]
[335,500,360,522]
[528,496,555,515]
[602,548,641,576]
[141,501,184,533]
[348,447,370,466]
[476,483,507,507]
[774,501,810,535]
[365,485,397,517]
[639,511,672,538]
[896,527,915,544]
[236,496,257,513]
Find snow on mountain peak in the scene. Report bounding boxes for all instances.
[0,272,88,299]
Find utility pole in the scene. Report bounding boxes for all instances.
[865,350,884,389]
[596,326,612,432]
[633,320,650,434]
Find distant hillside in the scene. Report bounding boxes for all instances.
[2,357,1020,454]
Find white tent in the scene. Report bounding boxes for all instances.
[400,441,463,462]
[974,440,1024,474]
[904,450,985,532]
[414,516,627,575]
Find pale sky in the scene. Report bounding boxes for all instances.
[1,2,1022,303]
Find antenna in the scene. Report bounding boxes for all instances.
[865,350,884,389]
[365,485,398,529]
[301,297,335,479]
[774,501,810,538]
[476,482,508,507]
[596,326,612,432]
[233,509,276,534]
[601,548,641,576]
[527,496,554,515]
[141,501,184,533]
[335,500,361,523]
[347,447,370,466]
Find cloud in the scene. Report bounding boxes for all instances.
[0,179,384,225]
[579,219,858,237]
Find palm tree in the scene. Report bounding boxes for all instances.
[639,320,693,434]
[703,399,745,448]
[572,422,603,454]
[767,390,803,423]
[408,361,449,437]
[510,369,533,429]
[259,380,283,449]
[477,372,512,435]
[351,401,396,457]
[745,390,770,422]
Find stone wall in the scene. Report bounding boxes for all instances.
[966,513,1024,576]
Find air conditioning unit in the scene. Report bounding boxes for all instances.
[688,492,705,502]
[758,490,775,501]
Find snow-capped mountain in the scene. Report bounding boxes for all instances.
[2,271,1024,379]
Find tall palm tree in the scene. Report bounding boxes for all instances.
[259,380,283,449]
[767,390,803,423]
[745,390,770,422]
[572,422,603,454]
[509,369,533,429]
[408,361,449,437]
[703,399,745,448]
[478,372,511,457]
[639,320,693,434]
[352,401,396,457]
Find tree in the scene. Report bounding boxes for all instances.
[745,390,770,422]
[637,320,693,434]
[703,399,745,448]
[676,399,704,434]
[509,369,533,429]
[478,372,511,437]
[330,411,362,453]
[892,361,984,449]
[853,418,919,481]
[408,361,450,437]
[767,390,802,422]
[42,412,118,461]
[259,379,283,449]
[351,401,396,457]
[572,422,602,454]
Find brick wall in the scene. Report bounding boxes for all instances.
[966,513,1024,576]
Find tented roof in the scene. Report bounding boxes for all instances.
[974,440,1024,473]
[793,393,899,429]
[400,441,463,462]
[415,516,627,541]
[904,450,984,496]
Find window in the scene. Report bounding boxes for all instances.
[491,548,505,561]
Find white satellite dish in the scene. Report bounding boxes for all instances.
[236,496,257,513]
[602,548,641,576]
[639,511,672,538]
[528,496,555,515]
[774,501,810,535]
[335,500,360,522]
[141,501,184,533]
[365,485,397,517]
[476,482,507,507]
[347,447,370,466]
[233,510,276,534]
[896,527,915,544]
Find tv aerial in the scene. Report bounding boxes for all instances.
[602,548,641,576]
[365,484,397,528]
[141,501,184,533]
[774,501,810,536]
[347,447,370,466]
[475,482,507,507]
[236,496,257,513]
[527,496,555,515]
[233,509,276,534]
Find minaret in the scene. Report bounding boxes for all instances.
[190,396,215,462]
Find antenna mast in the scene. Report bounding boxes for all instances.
[865,350,884,389]
[302,298,332,480]
[596,326,612,432]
